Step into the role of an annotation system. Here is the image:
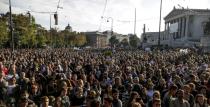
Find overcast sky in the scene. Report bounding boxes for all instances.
[1,0,210,37]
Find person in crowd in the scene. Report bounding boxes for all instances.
[0,71,7,105]
[0,48,209,107]
[147,91,161,107]
[103,97,113,107]
[40,96,50,107]
[125,91,140,107]
[183,84,195,107]
[71,86,86,107]
[163,84,177,107]
[170,89,190,107]
[152,99,161,107]
[193,94,208,107]
[112,89,122,107]
[59,87,70,107]
[54,97,62,107]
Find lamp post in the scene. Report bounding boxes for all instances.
[9,0,14,59]
[107,17,113,34]
[158,0,163,46]
[102,16,113,35]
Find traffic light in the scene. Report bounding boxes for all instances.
[54,13,58,25]
[27,11,31,23]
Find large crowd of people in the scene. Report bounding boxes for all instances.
[0,48,210,107]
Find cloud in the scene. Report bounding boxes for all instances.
[1,0,210,37]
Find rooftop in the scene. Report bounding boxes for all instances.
[164,8,210,20]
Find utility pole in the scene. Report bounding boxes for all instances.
[9,0,14,59]
[108,17,113,35]
[134,8,136,35]
[158,0,163,46]
[50,14,52,47]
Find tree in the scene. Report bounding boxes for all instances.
[60,30,87,47]
[74,33,86,46]
[0,15,9,48]
[129,34,140,48]
[35,24,47,48]
[120,38,129,48]
[109,36,119,48]
[12,13,37,48]
[0,12,87,48]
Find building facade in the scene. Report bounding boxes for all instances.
[142,32,164,48]
[142,7,210,48]
[102,31,130,46]
[84,31,107,48]
[65,24,72,32]
[164,8,210,47]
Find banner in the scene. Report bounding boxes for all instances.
[169,23,178,33]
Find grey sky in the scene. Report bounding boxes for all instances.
[0,0,210,37]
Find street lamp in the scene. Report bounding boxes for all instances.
[102,16,114,35]
[107,17,113,34]
[158,0,163,46]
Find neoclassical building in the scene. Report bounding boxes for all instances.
[163,7,210,47]
[143,7,210,48]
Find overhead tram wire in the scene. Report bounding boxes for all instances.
[116,17,160,23]
[98,0,108,31]
[26,0,62,48]
[28,10,56,14]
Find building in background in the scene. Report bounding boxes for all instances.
[84,31,107,48]
[142,7,210,48]
[142,32,164,48]
[102,31,130,46]
[65,23,72,32]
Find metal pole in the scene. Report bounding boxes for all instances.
[110,17,113,34]
[50,14,52,47]
[111,19,113,34]
[134,8,136,35]
[158,0,162,46]
[9,0,14,58]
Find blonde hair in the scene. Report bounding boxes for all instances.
[153,91,161,99]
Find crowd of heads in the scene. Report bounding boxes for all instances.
[0,48,210,107]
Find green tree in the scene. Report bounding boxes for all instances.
[12,13,37,48]
[0,15,9,48]
[129,34,140,48]
[109,36,119,47]
[120,38,129,48]
[74,33,86,46]
[60,30,86,47]
[35,24,47,48]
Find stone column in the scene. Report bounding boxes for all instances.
[164,22,167,40]
[181,17,184,38]
[179,18,181,38]
[185,16,190,41]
